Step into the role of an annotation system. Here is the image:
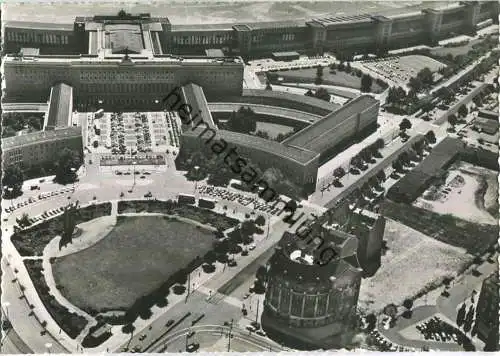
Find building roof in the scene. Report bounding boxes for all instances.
[205,49,225,57]
[282,95,379,152]
[181,83,216,129]
[5,21,74,31]
[2,126,82,151]
[241,20,306,30]
[473,117,499,135]
[241,89,340,114]
[46,83,73,129]
[20,47,40,56]
[183,128,319,165]
[272,51,300,57]
[171,23,234,32]
[105,24,144,54]
[311,13,374,26]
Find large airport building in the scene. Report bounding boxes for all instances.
[4,2,497,59]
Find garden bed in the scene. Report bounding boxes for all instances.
[24,259,88,339]
[11,203,112,256]
[117,199,239,230]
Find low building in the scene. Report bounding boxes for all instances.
[45,83,74,130]
[272,51,300,61]
[2,126,83,170]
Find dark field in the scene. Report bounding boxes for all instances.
[52,216,216,312]
[381,200,498,255]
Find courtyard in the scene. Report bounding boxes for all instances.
[52,215,216,312]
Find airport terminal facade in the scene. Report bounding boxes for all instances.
[4,1,498,60]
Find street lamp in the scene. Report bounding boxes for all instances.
[193,166,200,194]
[132,161,137,188]
[70,167,77,192]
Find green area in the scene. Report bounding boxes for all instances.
[381,200,498,255]
[2,112,45,138]
[52,216,216,312]
[267,65,385,93]
[24,259,88,339]
[11,203,112,256]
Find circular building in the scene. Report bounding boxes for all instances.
[261,225,363,350]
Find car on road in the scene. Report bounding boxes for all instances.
[243,293,250,299]
[132,346,141,352]
[115,171,122,175]
[255,330,266,337]
[166,319,175,327]
[138,334,146,341]
[124,172,131,175]
[144,172,151,175]
[144,192,153,198]
[241,250,248,256]
[140,175,146,179]
[187,331,196,338]
[227,260,237,267]
[246,325,257,332]
[186,343,199,353]
[248,244,256,251]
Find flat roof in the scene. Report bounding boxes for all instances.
[312,13,374,26]
[171,23,234,32]
[183,128,319,165]
[3,54,244,66]
[282,95,379,151]
[2,126,82,151]
[5,20,74,31]
[272,51,300,57]
[242,20,305,30]
[205,49,225,57]
[105,24,144,54]
[47,83,73,129]
[242,89,339,113]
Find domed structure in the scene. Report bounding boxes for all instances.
[261,223,363,350]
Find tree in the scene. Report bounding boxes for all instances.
[409,76,423,92]
[425,130,436,144]
[417,67,433,88]
[265,80,272,90]
[241,220,257,238]
[54,148,81,184]
[360,74,373,92]
[456,303,467,327]
[374,138,384,150]
[3,165,24,198]
[458,104,468,117]
[392,159,403,172]
[403,298,413,310]
[256,265,267,282]
[338,62,345,71]
[314,87,330,102]
[376,170,386,182]
[448,114,458,127]
[118,9,128,17]
[315,66,323,85]
[333,167,346,178]
[255,215,266,226]
[59,202,79,250]
[18,213,31,227]
[255,130,269,139]
[399,118,412,131]
[383,304,398,318]
[345,62,352,73]
[365,314,377,332]
[304,89,314,97]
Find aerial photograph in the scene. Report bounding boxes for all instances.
[0,0,498,353]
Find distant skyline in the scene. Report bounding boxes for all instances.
[3,1,455,25]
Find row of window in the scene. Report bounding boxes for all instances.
[6,30,69,45]
[79,71,175,82]
[172,33,232,45]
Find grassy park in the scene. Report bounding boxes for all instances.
[52,216,217,312]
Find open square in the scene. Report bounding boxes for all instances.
[52,216,216,312]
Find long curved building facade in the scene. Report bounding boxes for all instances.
[4,2,498,59]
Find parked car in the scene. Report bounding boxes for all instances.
[166,319,175,327]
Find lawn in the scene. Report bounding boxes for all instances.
[430,38,485,58]
[52,216,216,312]
[274,68,385,93]
[358,218,472,313]
[255,121,294,140]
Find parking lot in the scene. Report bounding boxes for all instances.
[362,55,446,88]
